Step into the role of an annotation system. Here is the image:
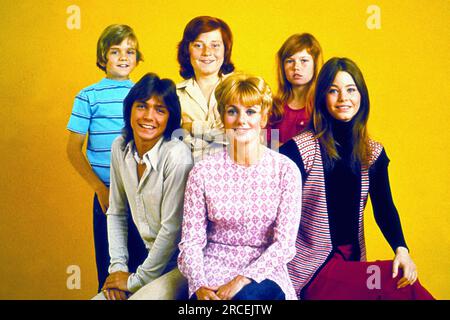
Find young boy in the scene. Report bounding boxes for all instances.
[66,24,146,293]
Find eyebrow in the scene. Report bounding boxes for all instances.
[330,83,357,87]
[109,46,136,50]
[192,40,223,44]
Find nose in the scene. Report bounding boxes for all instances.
[294,60,301,70]
[119,50,128,60]
[338,90,349,101]
[237,112,248,125]
[202,45,212,56]
[143,107,156,120]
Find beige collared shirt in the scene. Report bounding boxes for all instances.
[177,77,229,161]
[106,135,193,292]
[176,77,224,138]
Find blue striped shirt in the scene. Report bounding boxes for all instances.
[67,78,134,185]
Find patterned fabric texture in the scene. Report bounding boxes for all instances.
[178,147,302,300]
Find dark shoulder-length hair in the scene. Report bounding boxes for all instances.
[177,16,235,79]
[311,57,370,170]
[122,73,181,146]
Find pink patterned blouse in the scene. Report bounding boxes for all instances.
[178,147,302,300]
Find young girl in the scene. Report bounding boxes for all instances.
[266,33,323,147]
[280,57,434,300]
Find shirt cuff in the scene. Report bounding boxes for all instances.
[127,273,145,293]
[108,262,129,274]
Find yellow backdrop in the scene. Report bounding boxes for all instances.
[0,0,448,299]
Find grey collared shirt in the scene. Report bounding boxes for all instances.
[106,135,193,292]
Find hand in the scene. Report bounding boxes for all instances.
[95,184,109,214]
[392,247,418,289]
[102,271,131,292]
[102,288,128,300]
[195,286,220,300]
[216,275,251,300]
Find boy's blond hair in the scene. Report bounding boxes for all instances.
[96,24,143,72]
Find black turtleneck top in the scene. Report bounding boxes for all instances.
[280,121,407,258]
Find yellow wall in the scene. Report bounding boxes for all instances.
[0,0,448,299]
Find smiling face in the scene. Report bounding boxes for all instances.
[104,37,137,80]
[189,29,225,78]
[130,96,169,150]
[284,49,314,87]
[223,101,266,145]
[326,71,361,122]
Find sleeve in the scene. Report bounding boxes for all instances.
[177,164,210,296]
[279,139,307,184]
[127,146,194,292]
[241,160,302,282]
[67,89,92,134]
[106,139,130,274]
[369,148,408,252]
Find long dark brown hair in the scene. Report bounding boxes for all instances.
[311,57,370,170]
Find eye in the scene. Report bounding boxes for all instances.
[301,59,309,64]
[347,87,357,94]
[110,50,118,55]
[285,59,294,64]
[156,107,167,114]
[127,49,136,55]
[135,103,146,109]
[226,108,237,116]
[212,43,221,48]
[192,42,203,49]
[246,109,257,116]
[328,88,339,94]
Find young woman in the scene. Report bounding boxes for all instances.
[280,57,434,300]
[178,73,302,300]
[266,33,323,148]
[176,16,235,159]
[94,73,193,300]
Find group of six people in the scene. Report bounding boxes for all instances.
[66,16,434,300]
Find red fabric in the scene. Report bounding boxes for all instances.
[266,104,309,146]
[303,245,434,300]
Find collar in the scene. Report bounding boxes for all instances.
[123,137,165,172]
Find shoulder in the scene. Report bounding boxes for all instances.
[265,148,301,178]
[368,138,384,166]
[111,135,125,149]
[111,136,127,157]
[160,138,194,166]
[190,149,226,176]
[176,78,192,91]
[292,130,316,145]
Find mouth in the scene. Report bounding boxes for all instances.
[117,64,130,68]
[232,128,251,134]
[335,105,351,111]
[139,124,156,130]
[200,60,215,64]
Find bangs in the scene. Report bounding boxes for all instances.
[223,82,262,108]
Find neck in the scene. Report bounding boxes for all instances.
[288,85,308,109]
[134,138,160,158]
[227,140,264,166]
[195,72,220,86]
[106,75,129,81]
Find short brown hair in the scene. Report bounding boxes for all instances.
[96,24,143,72]
[177,16,234,79]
